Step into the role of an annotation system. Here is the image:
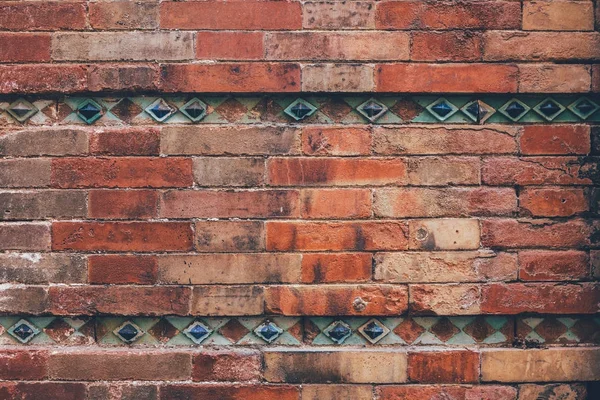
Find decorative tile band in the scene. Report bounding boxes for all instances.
[0,315,598,347]
[0,94,599,126]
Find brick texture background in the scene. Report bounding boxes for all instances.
[0,0,599,399]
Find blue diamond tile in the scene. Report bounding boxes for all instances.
[460,100,494,123]
[426,98,458,121]
[358,319,390,344]
[6,99,38,122]
[499,99,530,121]
[76,99,103,124]
[253,321,283,343]
[533,98,565,121]
[145,98,176,122]
[284,98,317,121]
[113,321,144,343]
[183,320,212,344]
[356,98,388,122]
[180,98,207,122]
[323,320,352,344]
[568,97,599,120]
[8,319,40,343]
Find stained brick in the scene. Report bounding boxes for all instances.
[303,1,375,29]
[160,385,300,400]
[196,32,265,60]
[481,219,591,248]
[523,0,594,31]
[0,286,48,314]
[88,255,158,285]
[0,383,86,400]
[0,33,50,62]
[192,350,261,382]
[191,286,264,316]
[88,190,159,219]
[89,1,159,30]
[0,223,50,251]
[0,65,87,94]
[519,125,591,155]
[518,250,590,281]
[519,188,588,217]
[302,64,375,92]
[518,384,587,399]
[87,64,160,92]
[410,284,482,315]
[519,64,592,93]
[89,128,160,156]
[300,189,372,219]
[0,128,88,157]
[302,126,371,156]
[302,253,372,283]
[482,157,592,186]
[0,253,86,284]
[408,351,479,383]
[0,190,87,220]
[193,157,265,187]
[408,219,480,250]
[195,221,265,253]
[0,350,48,380]
[0,159,50,188]
[411,32,482,62]
[0,2,86,30]
[377,385,518,400]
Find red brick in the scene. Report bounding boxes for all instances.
[160,0,301,29]
[87,384,158,400]
[377,64,518,93]
[302,253,372,283]
[89,128,160,156]
[265,284,408,316]
[88,64,160,92]
[520,188,588,217]
[52,222,193,252]
[0,350,48,380]
[376,0,521,29]
[484,32,600,61]
[0,128,88,157]
[0,286,48,314]
[88,255,158,285]
[48,286,191,315]
[0,223,50,251]
[519,64,592,93]
[408,351,479,383]
[160,385,299,400]
[411,32,482,61]
[481,283,599,314]
[89,1,159,30]
[48,350,191,380]
[51,157,193,188]
[481,219,591,249]
[160,190,300,219]
[192,350,261,382]
[0,64,87,94]
[302,126,371,156]
[519,250,590,281]
[520,125,590,155]
[266,221,408,251]
[161,63,300,92]
[0,33,50,62]
[268,158,407,186]
[300,189,372,219]
[89,190,159,219]
[593,64,600,92]
[523,0,594,31]
[196,32,264,60]
[482,157,592,186]
[377,385,517,400]
[0,383,86,400]
[0,2,86,30]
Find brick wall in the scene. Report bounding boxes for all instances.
[0,1,599,399]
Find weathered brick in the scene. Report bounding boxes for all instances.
[302,253,372,283]
[593,250,600,279]
[520,125,590,155]
[302,385,373,400]
[482,157,592,186]
[192,350,261,382]
[518,250,590,281]
[373,126,518,155]
[48,286,191,315]
[0,223,50,251]
[408,157,480,185]
[52,222,193,252]
[195,221,265,252]
[303,1,375,29]
[481,348,600,382]
[302,126,371,156]
[519,64,592,93]
[158,254,301,284]
[161,126,300,155]
[52,32,194,61]
[481,219,591,248]
[48,350,192,381]
[410,284,482,315]
[265,285,408,316]
[266,221,408,251]
[0,253,86,284]
[266,32,409,61]
[484,32,600,61]
[160,190,300,219]
[408,219,480,250]
[160,385,299,400]
[375,251,517,283]
[376,0,521,29]
[523,0,594,31]
[89,1,159,30]
[0,2,86,30]
[268,158,407,186]
[161,63,300,92]
[88,190,159,219]
[377,64,519,93]
[0,383,86,400]
[411,32,482,61]
[87,384,158,400]
[89,127,160,156]
[0,190,86,220]
[160,0,302,29]
[87,64,160,92]
[0,285,48,314]
[518,384,587,400]
[519,188,588,217]
[51,157,193,188]
[0,128,88,157]
[0,350,48,380]
[374,187,516,217]
[0,159,50,188]
[481,283,599,314]
[196,32,264,60]
[300,189,371,219]
[0,33,50,62]
[302,64,375,92]
[191,286,264,315]
[377,385,518,400]
[593,64,600,92]
[88,255,158,285]
[0,64,87,94]
[264,349,407,383]
[408,351,479,383]
[194,157,265,187]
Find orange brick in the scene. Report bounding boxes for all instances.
[376,64,518,93]
[377,385,517,400]
[481,219,591,249]
[300,189,372,219]
[411,32,482,62]
[192,350,261,382]
[196,32,264,60]
[0,33,50,62]
[302,127,371,156]
[0,65,87,94]
[408,351,479,383]
[0,350,48,380]
[523,0,594,31]
[520,125,590,155]
[520,188,588,217]
[88,255,158,285]
[161,385,299,400]
[482,157,592,186]
[0,2,86,30]
[519,250,590,281]
[89,127,160,156]
[302,253,372,283]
